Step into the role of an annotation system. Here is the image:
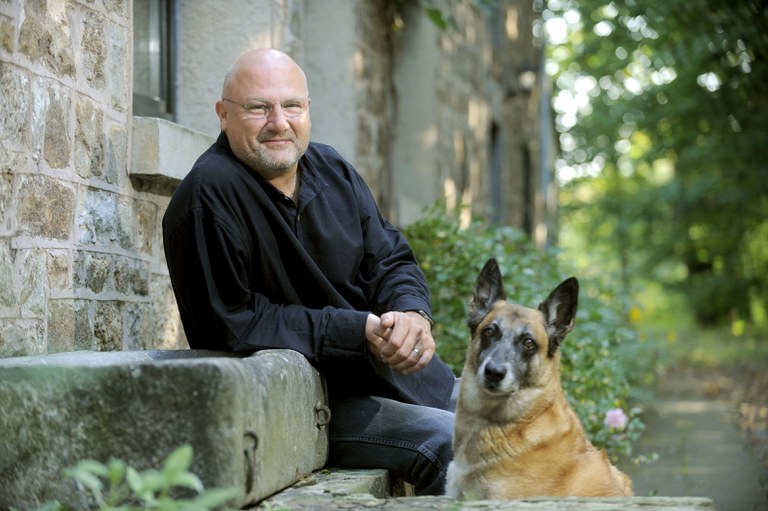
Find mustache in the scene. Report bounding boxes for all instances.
[257,130,296,143]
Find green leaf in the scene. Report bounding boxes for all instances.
[163,444,193,479]
[171,472,204,493]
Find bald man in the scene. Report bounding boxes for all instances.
[162,49,457,495]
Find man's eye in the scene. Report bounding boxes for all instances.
[246,104,269,115]
[282,102,305,115]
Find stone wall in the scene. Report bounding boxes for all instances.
[0,0,183,357]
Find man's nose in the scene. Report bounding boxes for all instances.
[265,105,290,128]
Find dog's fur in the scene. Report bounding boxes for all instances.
[445,258,632,499]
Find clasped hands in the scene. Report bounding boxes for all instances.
[366,311,434,374]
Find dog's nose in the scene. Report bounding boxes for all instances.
[484,361,507,384]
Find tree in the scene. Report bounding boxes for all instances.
[546,0,768,325]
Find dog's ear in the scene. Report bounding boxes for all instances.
[468,258,507,332]
[538,277,579,357]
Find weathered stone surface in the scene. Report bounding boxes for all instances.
[0,63,28,146]
[105,18,129,112]
[0,151,23,235]
[75,96,105,179]
[123,302,151,350]
[93,300,122,350]
[46,299,91,353]
[0,18,13,52]
[46,250,69,290]
[78,188,126,247]
[117,195,156,253]
[150,276,186,350]
[104,123,127,185]
[43,85,72,168]
[18,249,47,317]
[0,239,15,307]
[18,2,75,77]
[17,174,75,240]
[265,495,716,511]
[73,250,111,293]
[0,319,45,358]
[130,117,214,195]
[0,349,329,510]
[263,466,717,511]
[81,11,106,89]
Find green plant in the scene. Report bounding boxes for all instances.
[25,445,238,511]
[404,203,657,459]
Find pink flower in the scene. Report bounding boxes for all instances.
[604,408,628,431]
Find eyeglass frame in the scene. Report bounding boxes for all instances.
[221,97,310,119]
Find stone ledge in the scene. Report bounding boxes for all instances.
[0,349,328,510]
[130,116,214,195]
[258,469,716,511]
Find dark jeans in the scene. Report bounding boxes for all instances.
[328,378,459,495]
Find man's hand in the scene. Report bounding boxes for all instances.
[365,311,434,374]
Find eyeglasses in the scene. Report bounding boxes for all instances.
[221,97,309,119]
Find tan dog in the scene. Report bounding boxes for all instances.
[445,258,632,499]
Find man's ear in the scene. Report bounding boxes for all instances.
[468,258,506,332]
[538,277,579,357]
[215,100,229,131]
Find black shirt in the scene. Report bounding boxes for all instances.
[162,133,454,407]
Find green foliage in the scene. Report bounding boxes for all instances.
[404,204,657,459]
[546,0,768,327]
[388,0,498,32]
[23,445,238,511]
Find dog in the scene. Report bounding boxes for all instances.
[445,258,632,499]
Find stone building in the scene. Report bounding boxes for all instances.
[0,0,553,357]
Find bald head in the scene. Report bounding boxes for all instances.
[222,48,309,100]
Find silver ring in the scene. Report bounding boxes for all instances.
[412,347,420,356]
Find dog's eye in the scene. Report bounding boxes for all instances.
[481,325,498,340]
[522,338,537,351]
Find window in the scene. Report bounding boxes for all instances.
[133,0,175,120]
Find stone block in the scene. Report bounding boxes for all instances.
[0,349,329,510]
[93,301,122,350]
[117,195,157,255]
[18,3,75,77]
[81,11,107,89]
[77,188,127,247]
[43,85,72,169]
[17,174,75,240]
[0,63,29,146]
[46,299,91,353]
[0,239,15,307]
[0,319,45,358]
[75,95,105,180]
[130,117,214,195]
[18,249,47,317]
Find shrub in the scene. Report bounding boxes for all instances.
[403,204,652,459]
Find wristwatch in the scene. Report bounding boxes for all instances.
[414,309,434,328]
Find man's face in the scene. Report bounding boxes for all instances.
[217,56,311,178]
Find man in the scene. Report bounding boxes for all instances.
[162,48,456,495]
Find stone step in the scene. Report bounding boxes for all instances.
[0,349,329,510]
[257,468,716,511]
